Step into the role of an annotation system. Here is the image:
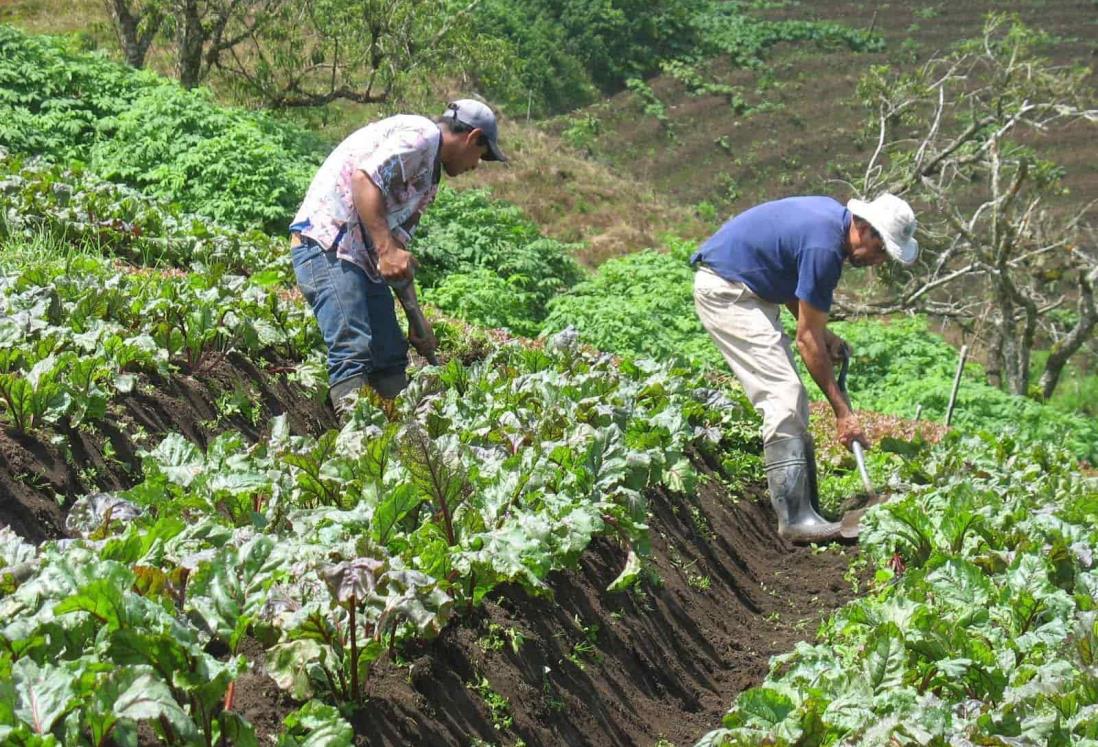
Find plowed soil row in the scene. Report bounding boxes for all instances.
[1,353,856,746]
[0,351,335,541]
[233,478,856,747]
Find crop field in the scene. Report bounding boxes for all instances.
[1,4,1097,747]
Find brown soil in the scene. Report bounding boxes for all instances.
[229,479,856,747]
[0,350,336,542]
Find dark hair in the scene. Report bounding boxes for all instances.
[437,115,489,147]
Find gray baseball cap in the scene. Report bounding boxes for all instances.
[443,99,507,162]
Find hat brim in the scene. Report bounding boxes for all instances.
[847,198,919,265]
[884,234,919,265]
[482,139,507,163]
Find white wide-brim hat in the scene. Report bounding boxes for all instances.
[847,193,919,265]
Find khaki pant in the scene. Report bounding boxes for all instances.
[693,266,809,443]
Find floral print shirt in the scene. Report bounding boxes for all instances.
[291,114,442,275]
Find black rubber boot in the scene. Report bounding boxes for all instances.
[328,374,368,420]
[764,436,842,544]
[367,370,408,400]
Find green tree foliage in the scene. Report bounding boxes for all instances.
[0,25,323,232]
[477,0,701,113]
[475,0,882,114]
[103,0,507,108]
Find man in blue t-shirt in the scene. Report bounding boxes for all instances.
[692,193,919,543]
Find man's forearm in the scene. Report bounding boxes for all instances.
[797,330,852,419]
[351,171,399,253]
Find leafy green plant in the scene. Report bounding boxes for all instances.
[699,433,1098,745]
[0,355,70,433]
[0,26,322,232]
[415,185,584,332]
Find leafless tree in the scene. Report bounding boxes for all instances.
[838,14,1098,399]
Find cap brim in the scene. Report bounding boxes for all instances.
[482,139,507,162]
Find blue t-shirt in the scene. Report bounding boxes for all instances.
[691,196,850,312]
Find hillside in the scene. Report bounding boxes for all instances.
[0,6,1096,747]
[551,0,1097,220]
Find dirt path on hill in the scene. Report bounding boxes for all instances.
[233,479,857,747]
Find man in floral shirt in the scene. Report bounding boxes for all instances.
[290,99,507,415]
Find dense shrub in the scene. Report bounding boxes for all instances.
[542,239,719,366]
[476,1,883,114]
[692,7,884,64]
[0,25,323,232]
[478,0,700,113]
[415,186,584,331]
[422,270,541,337]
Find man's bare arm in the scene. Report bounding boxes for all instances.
[795,300,867,448]
[351,170,413,280]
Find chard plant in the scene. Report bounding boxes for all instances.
[698,434,1098,746]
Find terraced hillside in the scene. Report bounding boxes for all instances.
[543,0,1097,222]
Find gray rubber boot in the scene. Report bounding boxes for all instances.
[804,434,822,516]
[329,374,368,420]
[764,436,842,544]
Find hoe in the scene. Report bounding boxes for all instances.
[837,346,885,539]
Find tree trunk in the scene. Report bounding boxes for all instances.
[177,0,205,88]
[1039,271,1096,399]
[105,0,162,69]
[995,285,1028,396]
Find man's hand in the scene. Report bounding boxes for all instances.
[408,320,437,359]
[376,242,414,282]
[837,412,869,450]
[824,330,850,364]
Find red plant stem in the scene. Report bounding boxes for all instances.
[349,595,359,702]
[437,493,456,546]
[223,679,236,712]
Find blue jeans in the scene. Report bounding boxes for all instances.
[291,239,408,390]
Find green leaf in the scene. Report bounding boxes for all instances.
[145,433,205,487]
[863,622,906,694]
[11,659,73,735]
[186,535,280,653]
[372,483,421,546]
[277,700,353,747]
[727,686,796,728]
[107,668,196,743]
[266,640,325,700]
[607,549,642,592]
[216,711,258,747]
